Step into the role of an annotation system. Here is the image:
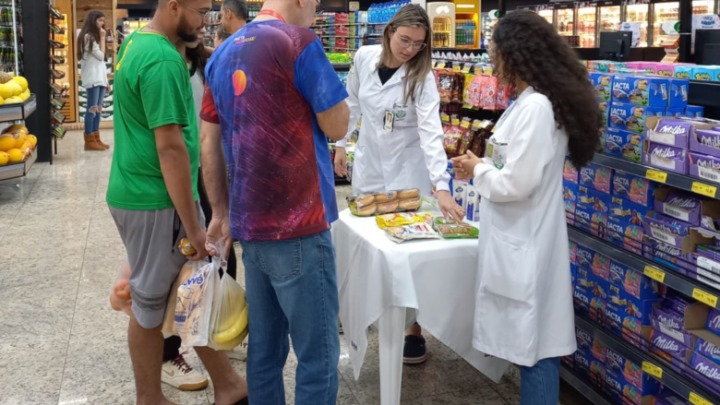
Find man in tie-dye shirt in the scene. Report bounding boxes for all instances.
[199,0,349,402]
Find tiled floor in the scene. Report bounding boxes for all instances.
[0,130,593,405]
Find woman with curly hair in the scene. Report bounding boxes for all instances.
[453,10,602,404]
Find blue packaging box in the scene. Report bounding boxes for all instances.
[591,72,613,101]
[645,106,666,118]
[608,259,660,300]
[604,368,626,403]
[599,100,610,128]
[609,195,649,224]
[574,205,608,237]
[571,263,578,288]
[574,349,592,377]
[609,102,646,133]
[606,216,644,254]
[606,347,629,372]
[605,127,643,163]
[686,105,705,118]
[669,79,689,108]
[578,184,611,214]
[579,163,613,193]
[612,171,657,207]
[607,282,661,324]
[675,66,694,80]
[576,326,595,352]
[563,180,578,202]
[576,245,595,269]
[693,66,720,82]
[612,75,669,107]
[666,107,685,117]
[574,283,593,315]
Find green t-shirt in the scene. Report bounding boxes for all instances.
[107,30,199,210]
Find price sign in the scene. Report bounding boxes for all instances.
[689,392,714,405]
[693,288,719,307]
[643,266,666,283]
[452,65,462,72]
[461,64,471,73]
[692,182,717,198]
[436,62,446,69]
[641,361,663,379]
[645,169,668,183]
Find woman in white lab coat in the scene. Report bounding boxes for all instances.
[453,11,603,404]
[333,4,464,364]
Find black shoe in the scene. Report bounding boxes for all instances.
[403,335,427,364]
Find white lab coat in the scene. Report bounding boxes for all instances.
[471,87,576,367]
[337,45,450,195]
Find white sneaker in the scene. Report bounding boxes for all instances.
[161,353,209,391]
[226,341,248,361]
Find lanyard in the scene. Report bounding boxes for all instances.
[257,10,286,23]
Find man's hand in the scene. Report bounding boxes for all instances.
[206,215,232,260]
[334,147,348,177]
[185,227,209,261]
[437,190,465,222]
[451,151,483,180]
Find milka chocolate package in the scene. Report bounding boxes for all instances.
[707,307,720,337]
[698,338,720,363]
[643,212,691,247]
[650,328,690,361]
[692,129,720,159]
[655,190,702,226]
[646,118,694,148]
[689,152,720,185]
[688,352,720,397]
[644,141,688,174]
[651,306,695,347]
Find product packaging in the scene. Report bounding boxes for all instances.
[643,142,688,174]
[643,238,693,273]
[612,75,669,107]
[109,257,133,316]
[563,180,579,202]
[669,79,690,108]
[599,101,610,128]
[176,260,216,347]
[575,205,608,237]
[563,156,579,183]
[612,171,657,207]
[208,253,249,351]
[686,105,705,118]
[651,306,696,347]
[693,66,720,82]
[606,216,643,253]
[654,189,703,226]
[690,152,720,184]
[645,106,666,118]
[432,217,479,239]
[375,212,434,229]
[384,223,440,243]
[609,102,646,133]
[666,107,686,117]
[645,117,694,148]
[578,184,611,213]
[643,211,692,246]
[692,129,720,159]
[580,163,613,193]
[465,183,479,222]
[649,328,690,362]
[590,72,613,101]
[604,127,643,163]
[348,188,422,217]
[609,260,659,300]
[675,66,694,80]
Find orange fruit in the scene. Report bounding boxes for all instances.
[13,132,25,148]
[7,148,23,163]
[0,151,8,165]
[0,133,14,151]
[26,134,36,148]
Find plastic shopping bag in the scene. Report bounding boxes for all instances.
[208,246,248,351]
[109,257,133,316]
[162,261,196,336]
[175,260,216,347]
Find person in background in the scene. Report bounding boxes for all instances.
[220,0,248,35]
[108,0,248,404]
[200,0,350,403]
[77,9,110,151]
[333,4,464,365]
[214,26,231,47]
[452,10,602,405]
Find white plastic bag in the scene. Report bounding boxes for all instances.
[175,260,216,347]
[109,256,132,316]
[208,247,248,350]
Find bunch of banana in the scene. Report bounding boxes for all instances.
[211,283,249,350]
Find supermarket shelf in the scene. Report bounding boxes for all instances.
[559,366,614,405]
[593,153,720,200]
[0,148,36,182]
[0,94,35,123]
[574,315,718,404]
[568,226,720,310]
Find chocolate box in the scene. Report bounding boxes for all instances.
[608,260,659,300]
[563,180,578,202]
[688,352,720,397]
[674,66,694,80]
[666,107,686,118]
[604,368,626,403]
[599,100,610,128]
[606,216,643,254]
[649,328,691,362]
[578,184,611,213]
[569,240,577,264]
[646,106,666,118]
[643,237,693,274]
[576,244,595,269]
[688,152,720,185]
[610,102,647,133]
[563,156,579,183]
[651,306,696,347]
[643,212,692,247]
[707,307,720,337]
[590,72,613,101]
[693,66,720,82]
[686,105,705,118]
[655,188,720,231]
[574,350,592,378]
[645,117,693,148]
[698,338,720,364]
[610,195,650,224]
[580,162,613,193]
[612,75,669,107]
[607,282,661,324]
[669,79,689,108]
[612,171,657,207]
[643,141,688,174]
[605,127,643,163]
[691,126,720,159]
[574,282,593,315]
[575,205,608,238]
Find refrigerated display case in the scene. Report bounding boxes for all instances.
[692,0,714,15]
[428,2,455,48]
[652,2,679,46]
[625,4,649,47]
[538,9,553,24]
[577,6,597,47]
[599,5,621,33]
[556,8,575,36]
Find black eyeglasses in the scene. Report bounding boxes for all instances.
[395,31,427,51]
[182,4,212,25]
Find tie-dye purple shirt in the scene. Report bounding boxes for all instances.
[202,20,348,241]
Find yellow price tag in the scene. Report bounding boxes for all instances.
[643,266,666,283]
[460,121,470,129]
[461,64,471,73]
[641,361,663,379]
[440,113,450,123]
[692,182,718,198]
[452,65,462,72]
[451,118,460,126]
[645,169,668,183]
[436,62,446,69]
[690,392,714,405]
[693,288,719,307]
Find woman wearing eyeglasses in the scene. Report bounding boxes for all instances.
[333,4,463,364]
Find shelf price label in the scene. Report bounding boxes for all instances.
[643,266,666,283]
[692,182,718,198]
[693,288,719,307]
[436,62,446,69]
[641,361,663,379]
[646,169,668,183]
[689,392,714,405]
[452,65,462,72]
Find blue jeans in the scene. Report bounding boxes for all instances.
[84,85,106,134]
[240,229,340,405]
[520,357,560,405]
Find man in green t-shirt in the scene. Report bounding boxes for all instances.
[107,1,248,404]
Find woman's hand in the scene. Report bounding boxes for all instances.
[452,151,483,180]
[100,28,107,38]
[437,190,465,222]
[334,147,348,177]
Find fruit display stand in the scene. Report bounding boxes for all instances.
[0,146,36,181]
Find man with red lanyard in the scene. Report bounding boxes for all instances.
[199,0,350,403]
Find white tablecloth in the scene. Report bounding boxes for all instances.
[332,209,509,389]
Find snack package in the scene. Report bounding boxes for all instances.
[481,75,499,111]
[451,72,464,103]
[457,119,478,156]
[433,217,479,239]
[467,74,483,108]
[162,262,196,336]
[462,73,474,107]
[348,188,422,216]
[109,257,133,316]
[443,117,464,158]
[376,212,433,229]
[176,259,216,347]
[208,248,248,351]
[437,69,453,104]
[385,223,440,243]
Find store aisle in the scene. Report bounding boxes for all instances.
[0,130,590,405]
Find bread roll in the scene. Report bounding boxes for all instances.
[374,191,398,203]
[357,203,377,216]
[397,189,420,199]
[355,194,376,206]
[377,200,399,213]
[399,198,422,211]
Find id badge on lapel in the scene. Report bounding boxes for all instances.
[487,137,508,170]
[384,110,394,132]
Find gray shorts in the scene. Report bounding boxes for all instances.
[110,201,205,329]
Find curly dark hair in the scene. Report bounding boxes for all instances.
[492,10,602,168]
